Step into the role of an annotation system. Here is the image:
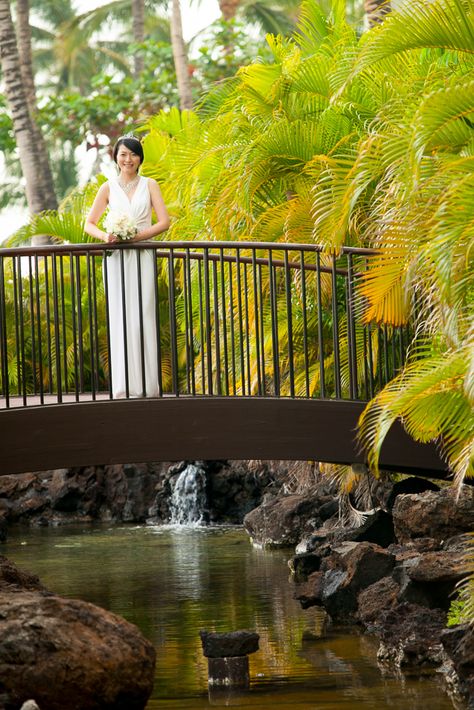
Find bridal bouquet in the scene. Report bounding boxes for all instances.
[104,211,138,241]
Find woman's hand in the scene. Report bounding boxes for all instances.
[106,232,120,243]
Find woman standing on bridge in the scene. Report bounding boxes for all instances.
[84,135,170,398]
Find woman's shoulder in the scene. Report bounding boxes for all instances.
[144,176,163,194]
[97,180,111,195]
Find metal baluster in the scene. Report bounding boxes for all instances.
[103,252,113,399]
[347,254,358,400]
[168,249,179,396]
[228,260,236,395]
[331,255,341,399]
[44,255,53,393]
[377,328,383,390]
[258,262,266,395]
[367,323,375,399]
[85,252,94,401]
[183,251,191,394]
[284,251,295,398]
[203,249,213,395]
[51,253,62,402]
[119,250,130,399]
[28,257,37,396]
[59,256,68,394]
[392,325,397,378]
[316,252,325,398]
[300,252,310,399]
[185,249,196,396]
[268,249,280,397]
[198,259,206,393]
[212,259,222,395]
[219,249,229,396]
[383,324,390,386]
[75,254,85,393]
[12,257,21,399]
[35,254,44,404]
[243,261,251,396]
[252,250,262,396]
[236,251,245,395]
[136,250,147,397]
[153,251,163,397]
[0,256,9,407]
[91,254,101,396]
[69,254,79,400]
[17,257,28,403]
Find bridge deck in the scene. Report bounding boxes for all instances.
[0,397,447,478]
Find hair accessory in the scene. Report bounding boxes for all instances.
[121,131,140,141]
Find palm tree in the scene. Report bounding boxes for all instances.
[364,0,390,26]
[15,0,57,210]
[132,0,145,76]
[171,0,193,109]
[217,0,299,34]
[0,0,56,213]
[30,0,130,94]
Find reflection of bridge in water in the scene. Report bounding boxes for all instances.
[0,241,446,478]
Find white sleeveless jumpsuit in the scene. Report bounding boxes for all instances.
[105,176,160,398]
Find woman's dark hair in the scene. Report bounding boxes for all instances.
[113,137,144,165]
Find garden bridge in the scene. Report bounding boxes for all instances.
[0,241,446,478]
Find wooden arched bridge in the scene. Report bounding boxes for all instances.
[0,241,446,478]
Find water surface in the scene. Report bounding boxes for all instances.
[4,525,459,709]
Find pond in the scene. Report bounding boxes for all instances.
[4,524,459,709]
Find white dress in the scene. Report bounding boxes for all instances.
[105,176,160,398]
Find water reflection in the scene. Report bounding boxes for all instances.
[4,525,459,709]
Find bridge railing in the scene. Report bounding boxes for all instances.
[0,241,409,407]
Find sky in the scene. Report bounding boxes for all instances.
[74,0,221,42]
[0,0,221,240]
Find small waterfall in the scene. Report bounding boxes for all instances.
[169,464,208,525]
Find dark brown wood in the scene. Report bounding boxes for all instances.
[0,398,448,478]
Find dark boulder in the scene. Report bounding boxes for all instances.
[377,602,447,671]
[289,551,323,583]
[357,576,401,631]
[385,476,439,511]
[199,630,259,658]
[441,624,474,705]
[321,542,396,621]
[0,557,156,710]
[294,570,326,609]
[392,486,474,543]
[243,494,322,547]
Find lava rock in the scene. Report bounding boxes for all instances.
[441,624,474,705]
[377,602,447,671]
[0,557,155,710]
[199,630,260,658]
[392,486,474,543]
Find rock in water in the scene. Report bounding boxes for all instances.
[0,556,155,710]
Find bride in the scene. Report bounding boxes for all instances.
[85,135,170,398]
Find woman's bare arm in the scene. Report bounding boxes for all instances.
[84,183,117,242]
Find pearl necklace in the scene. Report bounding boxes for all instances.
[118,174,140,194]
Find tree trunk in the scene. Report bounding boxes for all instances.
[170,0,193,110]
[0,0,55,215]
[16,0,57,211]
[132,0,145,78]
[364,0,391,27]
[217,0,241,22]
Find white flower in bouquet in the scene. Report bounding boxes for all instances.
[104,211,138,241]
